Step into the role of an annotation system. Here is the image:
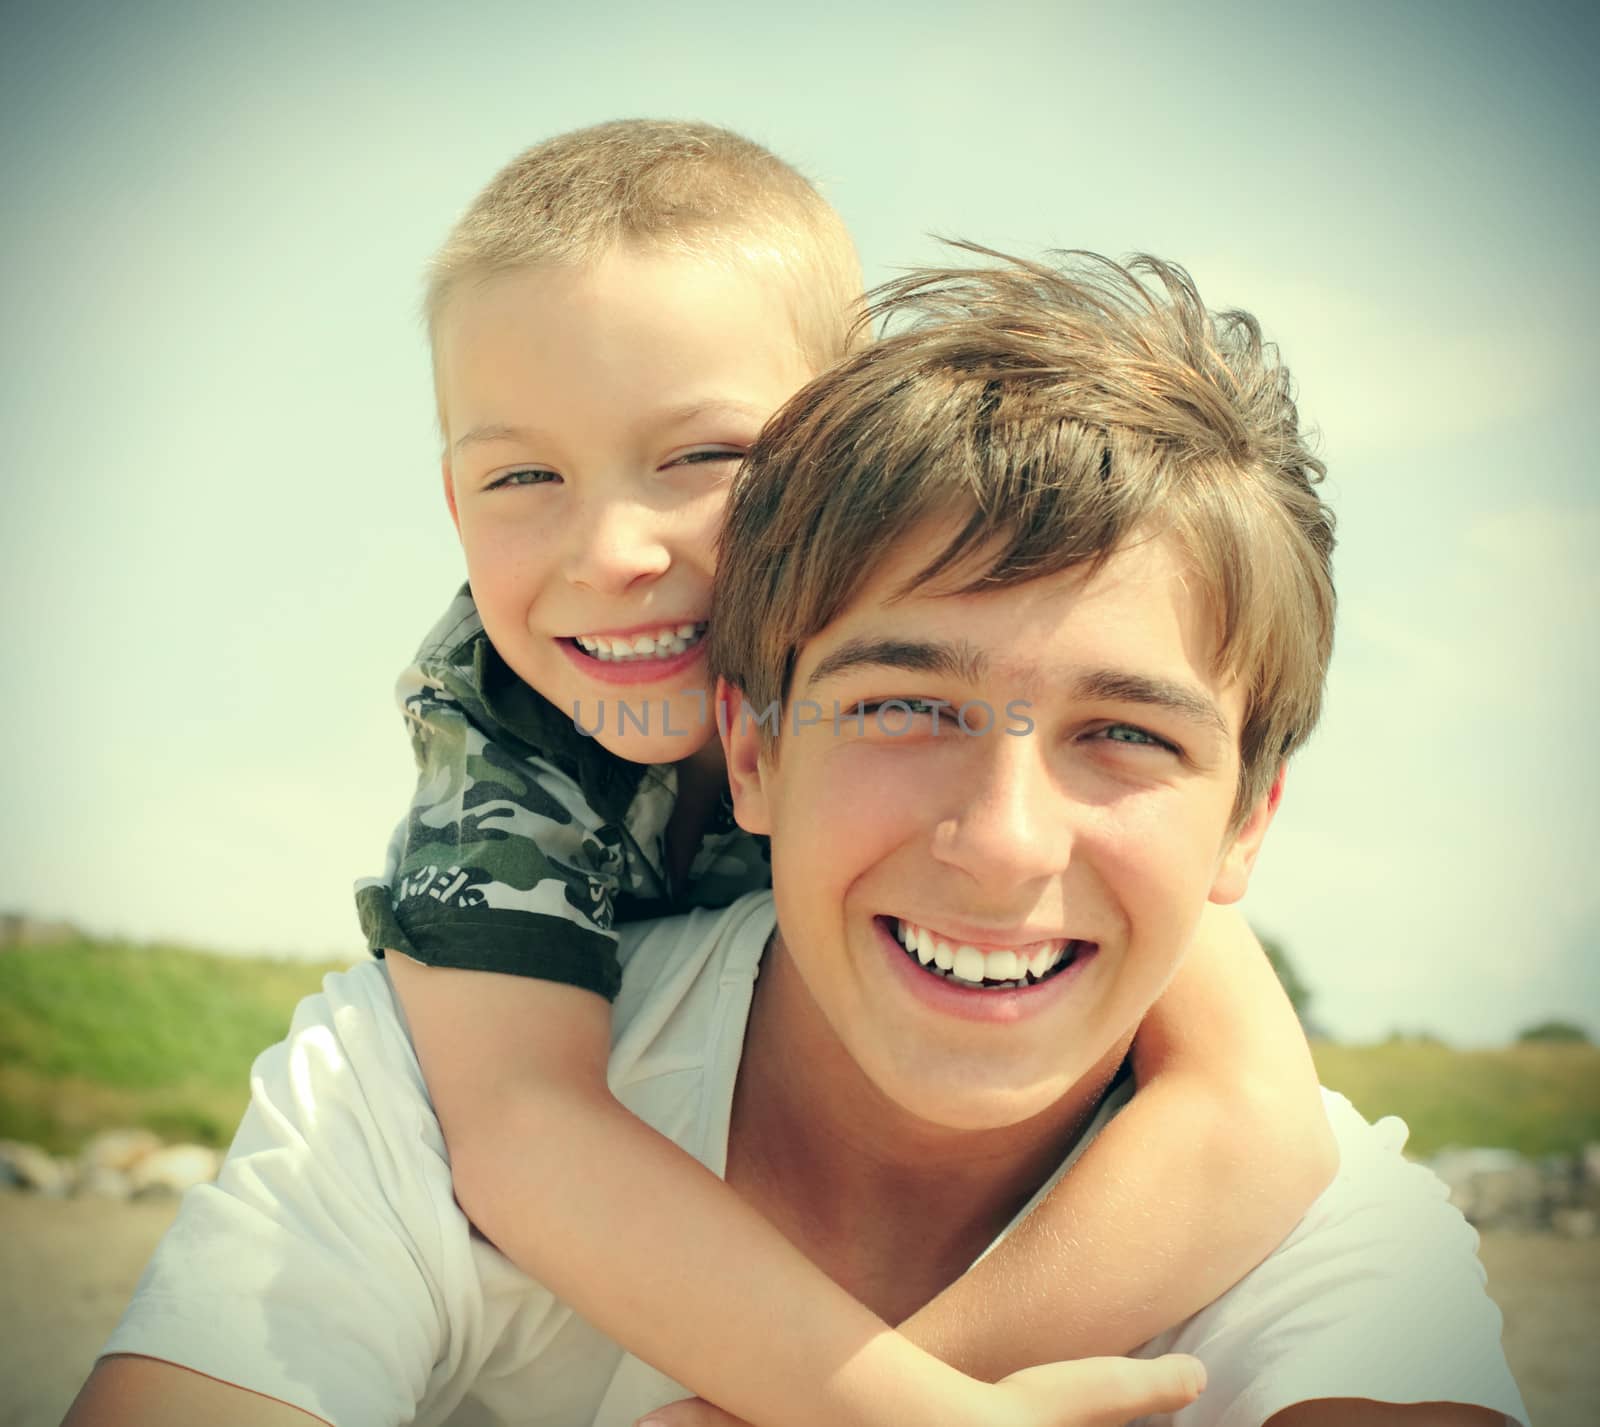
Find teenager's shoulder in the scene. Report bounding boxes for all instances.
[255,960,435,1128]
[611,894,774,1055]
[277,894,775,1121]
[601,895,771,1107]
[1140,1089,1528,1426]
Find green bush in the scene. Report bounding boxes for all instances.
[1516,1019,1592,1045]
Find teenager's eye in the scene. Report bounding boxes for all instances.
[854,697,943,717]
[842,697,959,739]
[487,468,559,490]
[1093,723,1179,753]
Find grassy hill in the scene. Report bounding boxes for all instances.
[3,937,1597,1157]
[0,938,345,1152]
[1311,1037,1600,1158]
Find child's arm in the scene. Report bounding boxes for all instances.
[389,958,1206,1427]
[897,902,1337,1376]
[388,954,1009,1427]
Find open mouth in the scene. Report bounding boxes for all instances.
[890,917,1088,991]
[569,622,707,663]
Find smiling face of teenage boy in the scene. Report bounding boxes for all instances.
[722,518,1279,1138]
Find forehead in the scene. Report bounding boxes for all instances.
[795,527,1236,719]
[433,250,815,437]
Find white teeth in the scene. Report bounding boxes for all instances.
[952,946,985,984]
[988,949,1020,980]
[574,624,706,662]
[894,919,1074,989]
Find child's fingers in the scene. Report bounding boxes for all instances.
[1000,1351,1207,1426]
[636,1396,746,1427]
[1072,1353,1206,1423]
[1075,1352,1207,1424]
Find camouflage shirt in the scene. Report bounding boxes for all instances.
[354,586,771,1000]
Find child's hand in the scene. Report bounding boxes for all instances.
[989,1353,1205,1425]
[635,1353,1204,1427]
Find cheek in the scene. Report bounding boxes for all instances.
[819,744,938,845]
[1091,795,1229,933]
[460,522,558,598]
[682,489,732,573]
[768,746,922,891]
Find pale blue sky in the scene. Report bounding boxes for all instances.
[3,0,1595,1043]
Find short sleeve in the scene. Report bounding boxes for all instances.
[354,666,624,1000]
[1143,1093,1529,1427]
[101,965,500,1427]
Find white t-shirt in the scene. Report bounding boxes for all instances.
[104,893,1528,1427]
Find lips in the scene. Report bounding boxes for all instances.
[892,918,1087,990]
[556,620,711,689]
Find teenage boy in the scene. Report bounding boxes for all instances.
[301,118,1328,1422]
[71,250,1526,1427]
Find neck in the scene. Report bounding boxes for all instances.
[675,731,727,793]
[664,736,730,885]
[728,930,1130,1324]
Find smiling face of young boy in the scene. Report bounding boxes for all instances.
[723,522,1279,1136]
[435,244,816,765]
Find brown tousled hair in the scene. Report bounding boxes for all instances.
[712,246,1336,821]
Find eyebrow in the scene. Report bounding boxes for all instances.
[451,423,538,455]
[1071,669,1230,739]
[805,637,987,689]
[656,399,770,429]
[804,636,1228,737]
[451,402,768,457]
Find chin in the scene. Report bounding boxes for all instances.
[593,725,714,766]
[859,1040,1087,1135]
[569,689,717,765]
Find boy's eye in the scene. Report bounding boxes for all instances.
[666,446,745,469]
[487,467,559,490]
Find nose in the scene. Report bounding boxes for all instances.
[562,494,672,596]
[931,733,1074,892]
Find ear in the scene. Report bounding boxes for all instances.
[441,456,461,536]
[1209,765,1285,906]
[718,678,773,836]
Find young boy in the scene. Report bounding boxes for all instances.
[356,120,1335,1424]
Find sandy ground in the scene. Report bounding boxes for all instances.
[2,1189,1593,1426]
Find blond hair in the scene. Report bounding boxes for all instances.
[424,119,862,394]
[712,246,1336,821]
